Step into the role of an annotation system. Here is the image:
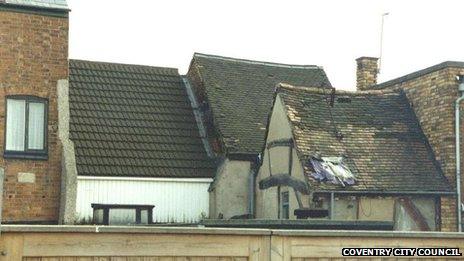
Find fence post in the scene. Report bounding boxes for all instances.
[271,234,292,261]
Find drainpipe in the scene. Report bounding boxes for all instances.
[330,192,335,220]
[248,166,255,217]
[455,76,464,232]
[248,156,260,218]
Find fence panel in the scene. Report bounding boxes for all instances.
[1,226,463,261]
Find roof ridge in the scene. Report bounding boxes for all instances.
[2,0,70,11]
[278,83,401,96]
[69,59,179,73]
[194,53,323,70]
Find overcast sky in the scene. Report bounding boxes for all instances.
[68,0,464,91]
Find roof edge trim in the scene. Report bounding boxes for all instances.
[0,2,69,17]
[375,61,464,89]
[277,83,401,96]
[194,53,323,70]
[69,59,179,74]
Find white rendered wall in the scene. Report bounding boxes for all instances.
[76,176,212,224]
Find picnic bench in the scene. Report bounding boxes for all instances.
[91,203,154,225]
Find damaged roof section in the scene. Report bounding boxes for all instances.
[190,53,332,155]
[69,60,216,178]
[278,84,452,193]
[310,156,355,187]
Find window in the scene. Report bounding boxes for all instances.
[4,96,47,159]
[281,191,289,219]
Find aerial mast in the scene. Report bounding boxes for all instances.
[378,12,389,74]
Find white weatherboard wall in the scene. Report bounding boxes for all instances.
[76,176,212,223]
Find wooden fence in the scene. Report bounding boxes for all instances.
[0,225,463,260]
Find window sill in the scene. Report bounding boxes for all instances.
[3,152,48,161]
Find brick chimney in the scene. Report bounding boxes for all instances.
[356,57,379,91]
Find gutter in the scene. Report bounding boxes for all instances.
[77,176,213,183]
[182,76,214,158]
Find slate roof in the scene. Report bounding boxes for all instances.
[190,53,332,155]
[1,0,68,10]
[69,60,216,178]
[277,84,452,193]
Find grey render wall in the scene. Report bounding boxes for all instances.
[57,79,78,224]
[209,159,251,219]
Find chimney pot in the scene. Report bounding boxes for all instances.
[356,57,379,91]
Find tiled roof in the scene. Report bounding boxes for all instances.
[278,84,452,193]
[190,53,332,155]
[2,0,68,10]
[69,60,216,178]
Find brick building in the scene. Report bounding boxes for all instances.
[0,0,69,223]
[358,57,464,231]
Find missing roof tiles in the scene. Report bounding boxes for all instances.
[310,157,356,187]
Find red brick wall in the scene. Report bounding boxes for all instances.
[377,66,464,231]
[0,10,68,223]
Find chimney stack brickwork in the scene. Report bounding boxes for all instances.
[356,57,379,91]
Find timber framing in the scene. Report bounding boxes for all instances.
[259,173,310,195]
[266,138,294,149]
